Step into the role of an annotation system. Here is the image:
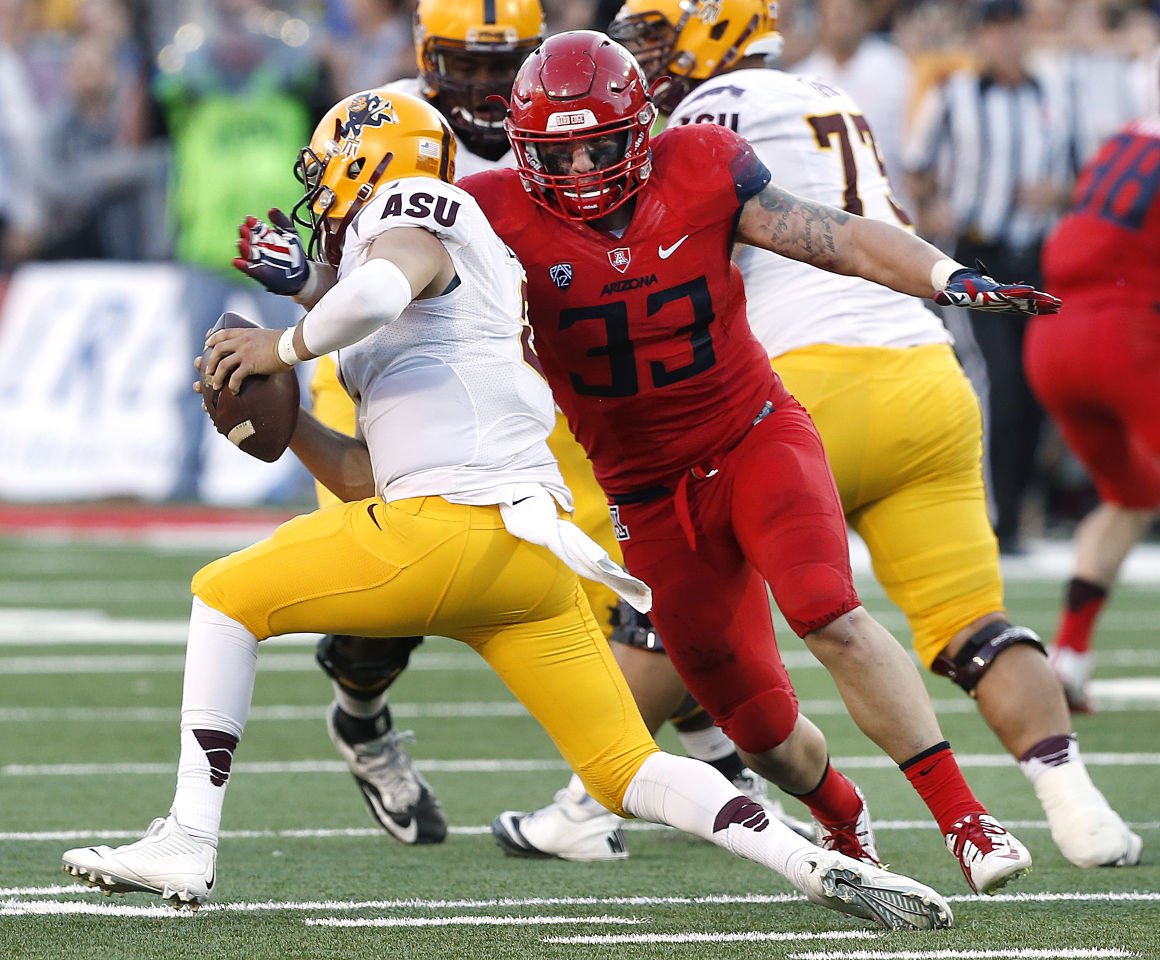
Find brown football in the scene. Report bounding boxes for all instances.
[201,312,300,463]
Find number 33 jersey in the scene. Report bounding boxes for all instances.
[461,123,783,496]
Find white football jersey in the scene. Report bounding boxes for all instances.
[667,69,950,358]
[336,176,569,509]
[384,77,516,179]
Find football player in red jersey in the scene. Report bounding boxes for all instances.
[460,30,1060,895]
[495,0,1138,875]
[1026,108,1160,716]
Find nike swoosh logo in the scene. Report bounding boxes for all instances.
[658,235,689,259]
[383,809,418,843]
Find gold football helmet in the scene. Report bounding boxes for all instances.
[292,89,456,267]
[609,0,782,113]
[413,0,545,160]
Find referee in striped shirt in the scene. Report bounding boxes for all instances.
[903,0,1073,555]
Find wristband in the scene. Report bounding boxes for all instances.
[277,326,301,367]
[930,258,967,292]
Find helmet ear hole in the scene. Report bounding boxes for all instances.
[347,158,365,179]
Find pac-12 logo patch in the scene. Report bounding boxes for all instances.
[609,505,630,541]
[608,247,632,273]
[549,262,573,289]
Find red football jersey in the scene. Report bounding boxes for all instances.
[1043,119,1160,300]
[462,123,784,495]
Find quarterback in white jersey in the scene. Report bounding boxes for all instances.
[501,0,1140,877]
[334,174,564,506]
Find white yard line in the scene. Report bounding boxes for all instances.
[5,823,1159,844]
[305,914,646,928]
[544,931,877,945]
[6,752,1160,779]
[3,890,1159,920]
[785,951,1131,960]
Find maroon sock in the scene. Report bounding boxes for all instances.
[901,741,981,835]
[1055,578,1107,654]
[792,761,863,826]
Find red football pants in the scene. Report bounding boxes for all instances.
[1025,299,1160,509]
[612,397,859,755]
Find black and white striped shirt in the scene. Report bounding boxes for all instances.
[904,68,1072,251]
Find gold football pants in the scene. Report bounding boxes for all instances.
[310,356,621,637]
[191,495,657,814]
[773,343,1004,666]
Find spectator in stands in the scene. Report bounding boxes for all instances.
[791,0,915,208]
[904,0,1072,555]
[39,22,167,261]
[153,0,325,493]
[893,0,973,136]
[0,0,44,271]
[322,0,413,98]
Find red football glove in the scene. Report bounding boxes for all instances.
[232,208,310,297]
[933,268,1061,316]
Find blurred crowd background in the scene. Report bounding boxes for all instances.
[1,0,1157,539]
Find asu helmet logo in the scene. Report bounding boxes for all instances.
[333,94,399,155]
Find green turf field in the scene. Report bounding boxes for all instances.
[1,533,1157,960]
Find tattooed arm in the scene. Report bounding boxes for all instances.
[734,182,951,298]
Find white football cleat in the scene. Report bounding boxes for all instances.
[814,785,882,865]
[327,705,447,844]
[790,847,953,930]
[1049,646,1096,713]
[944,813,1032,894]
[492,778,627,862]
[62,814,216,910]
[1034,763,1143,868]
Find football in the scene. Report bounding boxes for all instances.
[201,312,300,463]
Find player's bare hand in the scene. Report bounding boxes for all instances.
[203,327,290,394]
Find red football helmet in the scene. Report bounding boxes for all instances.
[505,31,657,222]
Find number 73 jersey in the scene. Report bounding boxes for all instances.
[461,123,784,496]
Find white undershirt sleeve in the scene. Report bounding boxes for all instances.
[299,258,415,357]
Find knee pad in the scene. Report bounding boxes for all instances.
[719,687,799,755]
[932,621,1045,695]
[315,633,423,700]
[609,601,666,653]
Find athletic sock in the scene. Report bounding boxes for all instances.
[900,741,981,835]
[332,698,392,744]
[173,597,258,844]
[1018,733,1078,782]
[334,683,389,720]
[622,752,814,882]
[678,724,736,762]
[1055,578,1107,653]
[790,760,863,826]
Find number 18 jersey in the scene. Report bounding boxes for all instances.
[461,123,784,495]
